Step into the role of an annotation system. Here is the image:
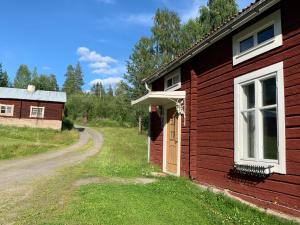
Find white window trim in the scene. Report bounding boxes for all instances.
[30,106,45,118]
[164,69,181,92]
[232,10,282,66]
[0,104,14,117]
[234,62,286,174]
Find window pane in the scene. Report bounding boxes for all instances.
[173,75,179,84]
[262,108,278,160]
[242,111,255,158]
[242,83,255,109]
[258,25,274,44]
[0,106,5,113]
[167,78,172,87]
[6,106,11,114]
[240,36,254,53]
[262,77,276,106]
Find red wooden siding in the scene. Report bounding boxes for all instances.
[0,99,64,121]
[193,1,300,216]
[0,99,21,118]
[149,0,300,217]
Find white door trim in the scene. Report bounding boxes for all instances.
[163,103,181,176]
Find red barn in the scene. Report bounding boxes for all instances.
[0,85,66,130]
[133,0,300,217]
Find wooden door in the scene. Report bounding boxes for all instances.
[166,107,178,174]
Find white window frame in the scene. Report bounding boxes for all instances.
[30,106,45,118]
[164,69,181,91]
[234,62,286,174]
[0,104,14,117]
[232,10,282,66]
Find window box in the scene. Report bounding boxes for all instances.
[164,69,181,91]
[0,104,14,117]
[30,106,45,118]
[232,10,282,65]
[234,62,286,174]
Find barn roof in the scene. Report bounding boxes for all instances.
[0,87,67,103]
[143,0,280,84]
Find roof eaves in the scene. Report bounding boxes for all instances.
[143,0,280,84]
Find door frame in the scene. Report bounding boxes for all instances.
[163,103,182,176]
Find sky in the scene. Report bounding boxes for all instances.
[0,0,252,91]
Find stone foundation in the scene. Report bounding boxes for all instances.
[0,117,62,130]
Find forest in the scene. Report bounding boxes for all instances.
[0,0,238,128]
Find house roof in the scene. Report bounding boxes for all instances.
[143,0,280,84]
[0,87,67,103]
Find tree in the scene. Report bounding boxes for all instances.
[107,84,114,96]
[199,0,238,32]
[91,82,105,97]
[63,65,76,95]
[31,67,39,88]
[125,37,157,99]
[74,62,84,93]
[0,63,9,87]
[14,64,31,88]
[49,74,59,91]
[151,8,182,64]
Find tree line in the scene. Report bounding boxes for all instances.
[0,63,59,91]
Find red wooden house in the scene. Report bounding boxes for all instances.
[133,0,300,217]
[0,85,66,130]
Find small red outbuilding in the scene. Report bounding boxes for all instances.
[0,85,66,130]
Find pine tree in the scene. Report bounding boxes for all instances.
[91,82,105,97]
[74,62,84,93]
[63,65,76,95]
[0,63,9,87]
[107,84,114,96]
[31,67,40,89]
[14,64,31,88]
[49,74,59,91]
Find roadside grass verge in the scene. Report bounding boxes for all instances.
[0,125,78,160]
[14,126,297,225]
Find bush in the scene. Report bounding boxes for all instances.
[62,118,74,130]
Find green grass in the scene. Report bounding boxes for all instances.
[0,125,79,160]
[13,126,296,225]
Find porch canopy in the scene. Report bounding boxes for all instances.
[131,91,186,106]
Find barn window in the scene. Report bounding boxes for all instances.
[30,106,45,118]
[164,69,181,91]
[232,10,282,65]
[234,62,286,174]
[0,104,14,116]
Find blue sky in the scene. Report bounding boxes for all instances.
[0,0,252,91]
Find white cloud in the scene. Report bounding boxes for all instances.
[90,77,123,86]
[77,47,116,64]
[96,0,115,4]
[42,66,51,70]
[77,47,121,75]
[125,13,153,26]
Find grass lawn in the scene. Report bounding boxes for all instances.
[0,125,79,160]
[14,126,296,225]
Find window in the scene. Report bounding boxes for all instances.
[240,36,254,53]
[234,62,286,174]
[164,69,181,91]
[0,104,14,116]
[30,106,45,118]
[232,10,282,65]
